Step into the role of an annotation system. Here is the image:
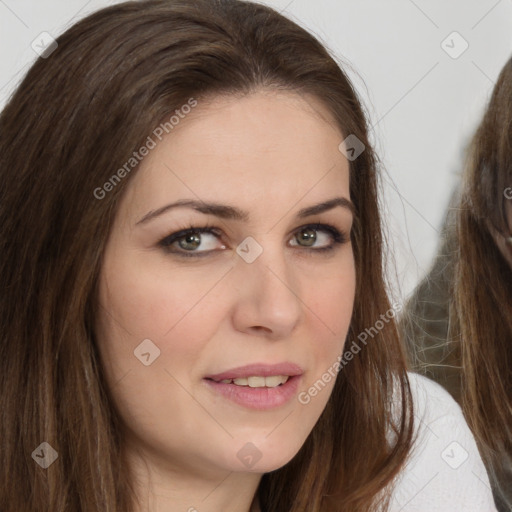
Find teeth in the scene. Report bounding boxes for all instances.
[247,376,265,387]
[222,375,290,388]
[261,375,289,388]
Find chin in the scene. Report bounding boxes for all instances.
[226,436,306,474]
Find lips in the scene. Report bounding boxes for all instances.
[203,363,303,410]
[205,362,303,381]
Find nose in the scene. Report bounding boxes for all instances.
[230,241,302,339]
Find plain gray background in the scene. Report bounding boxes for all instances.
[1,0,511,300]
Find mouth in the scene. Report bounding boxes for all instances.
[203,363,303,410]
[207,375,290,388]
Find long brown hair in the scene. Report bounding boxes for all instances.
[454,56,512,508]
[0,1,413,510]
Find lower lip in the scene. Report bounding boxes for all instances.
[203,375,301,410]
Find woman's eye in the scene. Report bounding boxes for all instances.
[160,228,225,256]
[159,223,347,257]
[289,224,346,251]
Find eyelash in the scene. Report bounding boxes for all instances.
[158,222,348,258]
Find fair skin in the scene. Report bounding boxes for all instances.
[96,90,355,512]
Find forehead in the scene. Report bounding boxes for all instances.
[121,90,351,222]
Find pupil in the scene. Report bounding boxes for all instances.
[299,228,316,246]
[179,232,201,250]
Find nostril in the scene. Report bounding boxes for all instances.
[250,325,273,334]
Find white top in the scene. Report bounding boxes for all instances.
[389,372,497,511]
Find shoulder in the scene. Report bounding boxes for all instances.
[406,371,461,418]
[387,372,498,512]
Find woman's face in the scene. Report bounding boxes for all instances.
[96,90,355,480]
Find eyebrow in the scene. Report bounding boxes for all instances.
[136,196,355,225]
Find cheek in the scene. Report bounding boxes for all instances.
[296,257,356,402]
[94,253,237,426]
[94,256,235,450]
[308,258,356,346]
[97,248,233,343]
[315,272,355,328]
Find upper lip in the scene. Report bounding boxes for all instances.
[205,363,303,381]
